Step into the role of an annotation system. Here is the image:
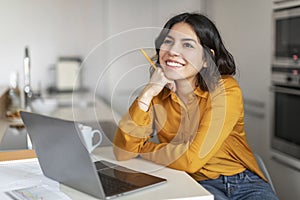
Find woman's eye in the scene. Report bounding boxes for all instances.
[183,42,194,48]
[162,39,173,45]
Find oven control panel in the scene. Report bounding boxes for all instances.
[272,66,300,87]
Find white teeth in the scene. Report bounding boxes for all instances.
[166,61,183,67]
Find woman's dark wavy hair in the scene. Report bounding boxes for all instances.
[154,12,236,91]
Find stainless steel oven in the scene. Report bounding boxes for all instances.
[271,66,300,170]
[273,5,300,66]
[271,4,300,171]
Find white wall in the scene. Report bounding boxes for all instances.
[0,0,104,91]
[206,0,300,199]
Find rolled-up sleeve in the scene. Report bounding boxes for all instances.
[113,99,154,160]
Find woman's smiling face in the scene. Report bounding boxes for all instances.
[159,22,206,84]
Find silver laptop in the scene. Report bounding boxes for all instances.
[20,111,166,199]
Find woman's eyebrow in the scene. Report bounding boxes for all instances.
[165,35,174,40]
[166,35,198,44]
[181,38,197,43]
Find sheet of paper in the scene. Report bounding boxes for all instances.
[5,185,71,200]
[0,158,71,200]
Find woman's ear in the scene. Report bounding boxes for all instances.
[203,49,215,67]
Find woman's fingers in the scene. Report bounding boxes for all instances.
[166,82,176,92]
[138,68,175,108]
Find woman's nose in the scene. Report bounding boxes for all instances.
[168,45,181,56]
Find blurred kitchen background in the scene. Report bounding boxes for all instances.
[0,0,299,199]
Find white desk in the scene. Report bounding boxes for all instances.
[59,146,213,200]
[0,147,213,200]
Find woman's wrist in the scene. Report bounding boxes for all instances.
[137,92,153,112]
[137,98,150,112]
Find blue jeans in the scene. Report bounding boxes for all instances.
[199,170,279,200]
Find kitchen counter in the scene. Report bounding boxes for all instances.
[51,93,120,146]
[0,90,119,151]
[51,92,119,122]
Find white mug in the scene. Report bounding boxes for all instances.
[79,124,102,153]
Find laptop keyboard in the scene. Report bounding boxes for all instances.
[98,172,138,196]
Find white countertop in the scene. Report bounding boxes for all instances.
[0,91,119,151]
[52,95,118,122]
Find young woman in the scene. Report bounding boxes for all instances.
[113,13,278,200]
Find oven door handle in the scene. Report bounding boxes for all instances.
[270,86,300,96]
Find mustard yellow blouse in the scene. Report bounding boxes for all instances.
[113,75,266,181]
